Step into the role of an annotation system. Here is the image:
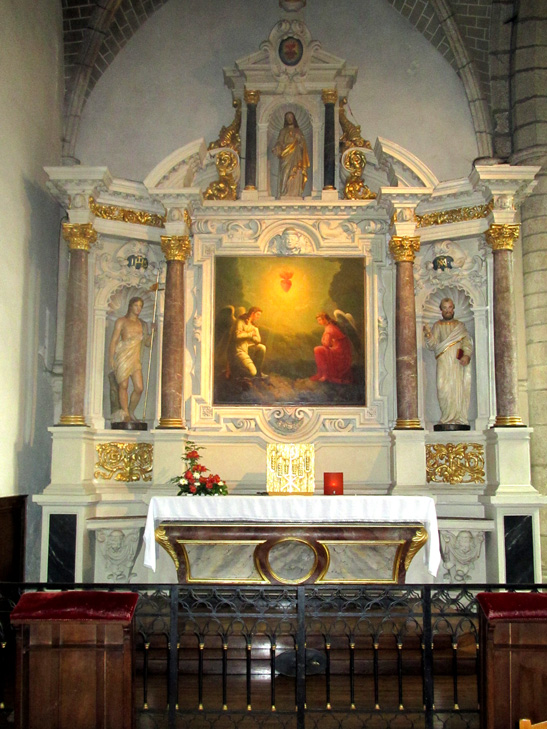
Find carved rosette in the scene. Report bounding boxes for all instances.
[389,236,421,263]
[89,197,166,228]
[160,235,192,262]
[95,442,153,482]
[426,443,485,484]
[62,222,97,251]
[485,223,520,251]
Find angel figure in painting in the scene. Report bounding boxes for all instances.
[216,306,267,380]
[310,311,359,384]
[272,111,310,198]
[108,296,153,422]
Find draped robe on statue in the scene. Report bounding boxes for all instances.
[425,319,473,424]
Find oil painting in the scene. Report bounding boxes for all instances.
[214,256,365,406]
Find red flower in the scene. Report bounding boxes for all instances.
[199,476,207,484]
[206,483,213,490]
[212,474,220,483]
[185,470,193,479]
[187,450,199,459]
[189,485,197,493]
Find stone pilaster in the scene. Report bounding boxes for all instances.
[244,89,260,190]
[158,235,191,428]
[389,236,422,429]
[322,89,337,190]
[485,224,523,427]
[59,223,97,425]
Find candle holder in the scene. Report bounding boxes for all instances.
[323,472,343,495]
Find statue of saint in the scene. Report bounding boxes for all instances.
[272,111,310,198]
[108,296,153,422]
[423,297,473,429]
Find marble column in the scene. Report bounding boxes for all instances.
[322,89,337,190]
[389,236,422,429]
[244,89,260,191]
[485,224,524,426]
[59,223,97,425]
[158,235,191,428]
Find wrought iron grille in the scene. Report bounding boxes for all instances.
[0,582,543,729]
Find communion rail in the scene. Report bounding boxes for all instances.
[0,582,543,729]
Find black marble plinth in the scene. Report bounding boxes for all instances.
[433,423,471,431]
[111,421,148,430]
[47,513,77,583]
[504,514,534,584]
[323,102,335,189]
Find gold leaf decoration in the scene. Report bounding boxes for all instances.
[342,149,376,201]
[89,197,166,228]
[415,200,493,228]
[404,527,428,570]
[426,443,485,484]
[155,525,180,570]
[95,442,153,482]
[204,149,239,201]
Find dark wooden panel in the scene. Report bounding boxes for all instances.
[0,495,26,581]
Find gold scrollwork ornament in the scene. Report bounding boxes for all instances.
[339,97,371,152]
[342,149,376,200]
[426,443,485,484]
[389,236,421,263]
[208,98,242,155]
[95,442,153,482]
[89,197,166,228]
[154,525,180,570]
[415,200,494,228]
[204,149,239,201]
[404,527,428,570]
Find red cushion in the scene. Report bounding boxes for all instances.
[477,592,547,621]
[10,591,139,623]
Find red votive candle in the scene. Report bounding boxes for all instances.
[324,472,343,495]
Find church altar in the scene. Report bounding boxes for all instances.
[144,495,441,584]
[35,3,546,587]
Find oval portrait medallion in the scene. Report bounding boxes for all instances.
[279,36,303,67]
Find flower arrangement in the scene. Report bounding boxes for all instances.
[171,441,228,496]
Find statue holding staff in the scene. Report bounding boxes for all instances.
[423,297,473,429]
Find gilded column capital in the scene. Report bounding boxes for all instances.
[321,89,338,105]
[485,224,520,251]
[244,88,260,105]
[62,223,97,252]
[161,235,192,262]
[389,236,420,263]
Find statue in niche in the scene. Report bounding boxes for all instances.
[423,297,473,430]
[108,296,153,424]
[272,111,310,198]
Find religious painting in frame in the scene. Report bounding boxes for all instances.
[213,256,365,406]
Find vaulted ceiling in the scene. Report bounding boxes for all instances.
[61,0,514,163]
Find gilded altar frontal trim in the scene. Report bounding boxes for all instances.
[95,442,153,482]
[426,443,485,484]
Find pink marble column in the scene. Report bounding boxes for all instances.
[159,235,191,428]
[59,223,97,425]
[389,236,422,429]
[486,224,524,426]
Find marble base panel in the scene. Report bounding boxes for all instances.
[154,523,428,584]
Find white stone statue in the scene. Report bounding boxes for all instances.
[423,297,473,429]
[272,111,310,198]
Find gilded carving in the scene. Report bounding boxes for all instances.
[426,443,485,484]
[266,443,315,494]
[161,235,192,262]
[244,88,260,105]
[208,98,242,155]
[95,442,153,482]
[415,200,494,228]
[321,89,337,105]
[342,149,376,200]
[485,223,520,251]
[204,149,239,201]
[89,197,166,228]
[404,527,428,570]
[339,97,371,152]
[389,236,420,263]
[184,208,192,230]
[155,525,180,570]
[62,222,97,252]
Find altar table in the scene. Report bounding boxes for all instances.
[144,495,440,583]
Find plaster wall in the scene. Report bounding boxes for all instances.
[0,0,63,577]
[76,0,478,183]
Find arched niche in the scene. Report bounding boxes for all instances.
[266,103,313,198]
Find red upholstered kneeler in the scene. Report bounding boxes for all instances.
[11,591,138,729]
[477,592,547,729]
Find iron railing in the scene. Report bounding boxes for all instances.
[0,582,544,729]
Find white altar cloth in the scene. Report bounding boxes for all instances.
[144,495,441,576]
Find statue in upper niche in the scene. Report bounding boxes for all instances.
[272,111,310,198]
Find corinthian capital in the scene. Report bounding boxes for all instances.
[244,88,260,105]
[62,223,97,251]
[161,235,192,262]
[485,224,520,251]
[389,236,420,263]
[321,89,338,105]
